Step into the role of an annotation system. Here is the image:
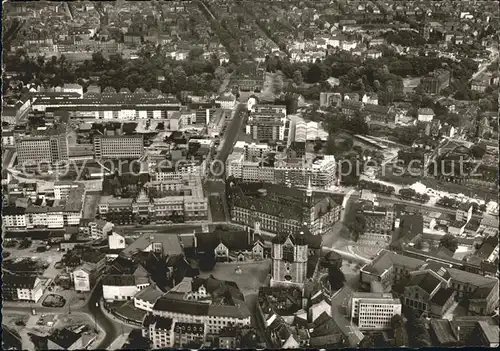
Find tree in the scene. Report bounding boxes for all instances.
[407,314,432,347]
[293,69,303,85]
[92,52,106,68]
[328,266,346,290]
[188,47,204,60]
[199,252,216,271]
[439,234,458,253]
[391,315,409,347]
[306,64,324,83]
[348,214,366,241]
[479,98,493,111]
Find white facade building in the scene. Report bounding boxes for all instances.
[349,292,402,330]
[108,231,126,250]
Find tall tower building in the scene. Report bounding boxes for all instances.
[270,231,309,288]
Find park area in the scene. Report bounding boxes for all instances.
[42,294,66,308]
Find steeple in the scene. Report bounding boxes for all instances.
[306,177,312,199]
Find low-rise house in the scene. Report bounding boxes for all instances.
[3,274,45,303]
[474,320,500,347]
[108,231,126,250]
[195,229,265,262]
[364,104,396,127]
[47,328,84,350]
[134,285,164,312]
[341,100,363,116]
[73,263,99,292]
[102,265,151,302]
[418,108,435,122]
[429,319,459,346]
[215,92,237,110]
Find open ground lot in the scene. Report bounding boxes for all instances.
[3,311,98,350]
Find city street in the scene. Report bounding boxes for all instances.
[213,103,247,174]
[3,282,126,350]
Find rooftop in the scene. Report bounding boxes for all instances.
[477,320,500,344]
[362,249,425,276]
[47,328,82,349]
[134,285,164,304]
[430,288,455,307]
[121,232,182,258]
[430,319,458,345]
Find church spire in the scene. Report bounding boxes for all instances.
[306,177,312,198]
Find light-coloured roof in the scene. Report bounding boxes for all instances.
[121,232,182,258]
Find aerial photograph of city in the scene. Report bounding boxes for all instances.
[1,0,499,349]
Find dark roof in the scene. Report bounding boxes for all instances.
[364,103,391,114]
[409,272,441,294]
[471,283,498,299]
[430,319,458,345]
[218,326,240,338]
[307,255,320,279]
[430,288,455,306]
[155,316,174,331]
[174,322,205,335]
[154,296,210,315]
[3,274,39,289]
[153,295,250,319]
[196,230,253,252]
[2,206,26,215]
[342,100,363,109]
[311,312,341,338]
[429,246,455,258]
[395,214,424,243]
[229,182,340,224]
[47,328,82,349]
[102,274,136,286]
[142,313,156,328]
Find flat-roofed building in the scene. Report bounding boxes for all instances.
[93,134,144,159]
[246,105,287,142]
[16,126,69,165]
[349,292,402,330]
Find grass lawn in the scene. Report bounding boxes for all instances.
[199,260,271,295]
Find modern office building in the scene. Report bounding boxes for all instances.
[246,105,287,142]
[226,144,337,189]
[93,134,144,159]
[31,92,182,120]
[349,292,402,330]
[16,126,69,165]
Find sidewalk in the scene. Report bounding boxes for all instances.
[99,300,138,329]
[107,333,129,350]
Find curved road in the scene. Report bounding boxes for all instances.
[87,282,119,349]
[3,283,120,349]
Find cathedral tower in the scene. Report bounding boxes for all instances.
[270,231,308,288]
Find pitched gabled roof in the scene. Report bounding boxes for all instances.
[430,319,458,345]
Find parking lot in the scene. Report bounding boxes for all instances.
[3,240,64,277]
